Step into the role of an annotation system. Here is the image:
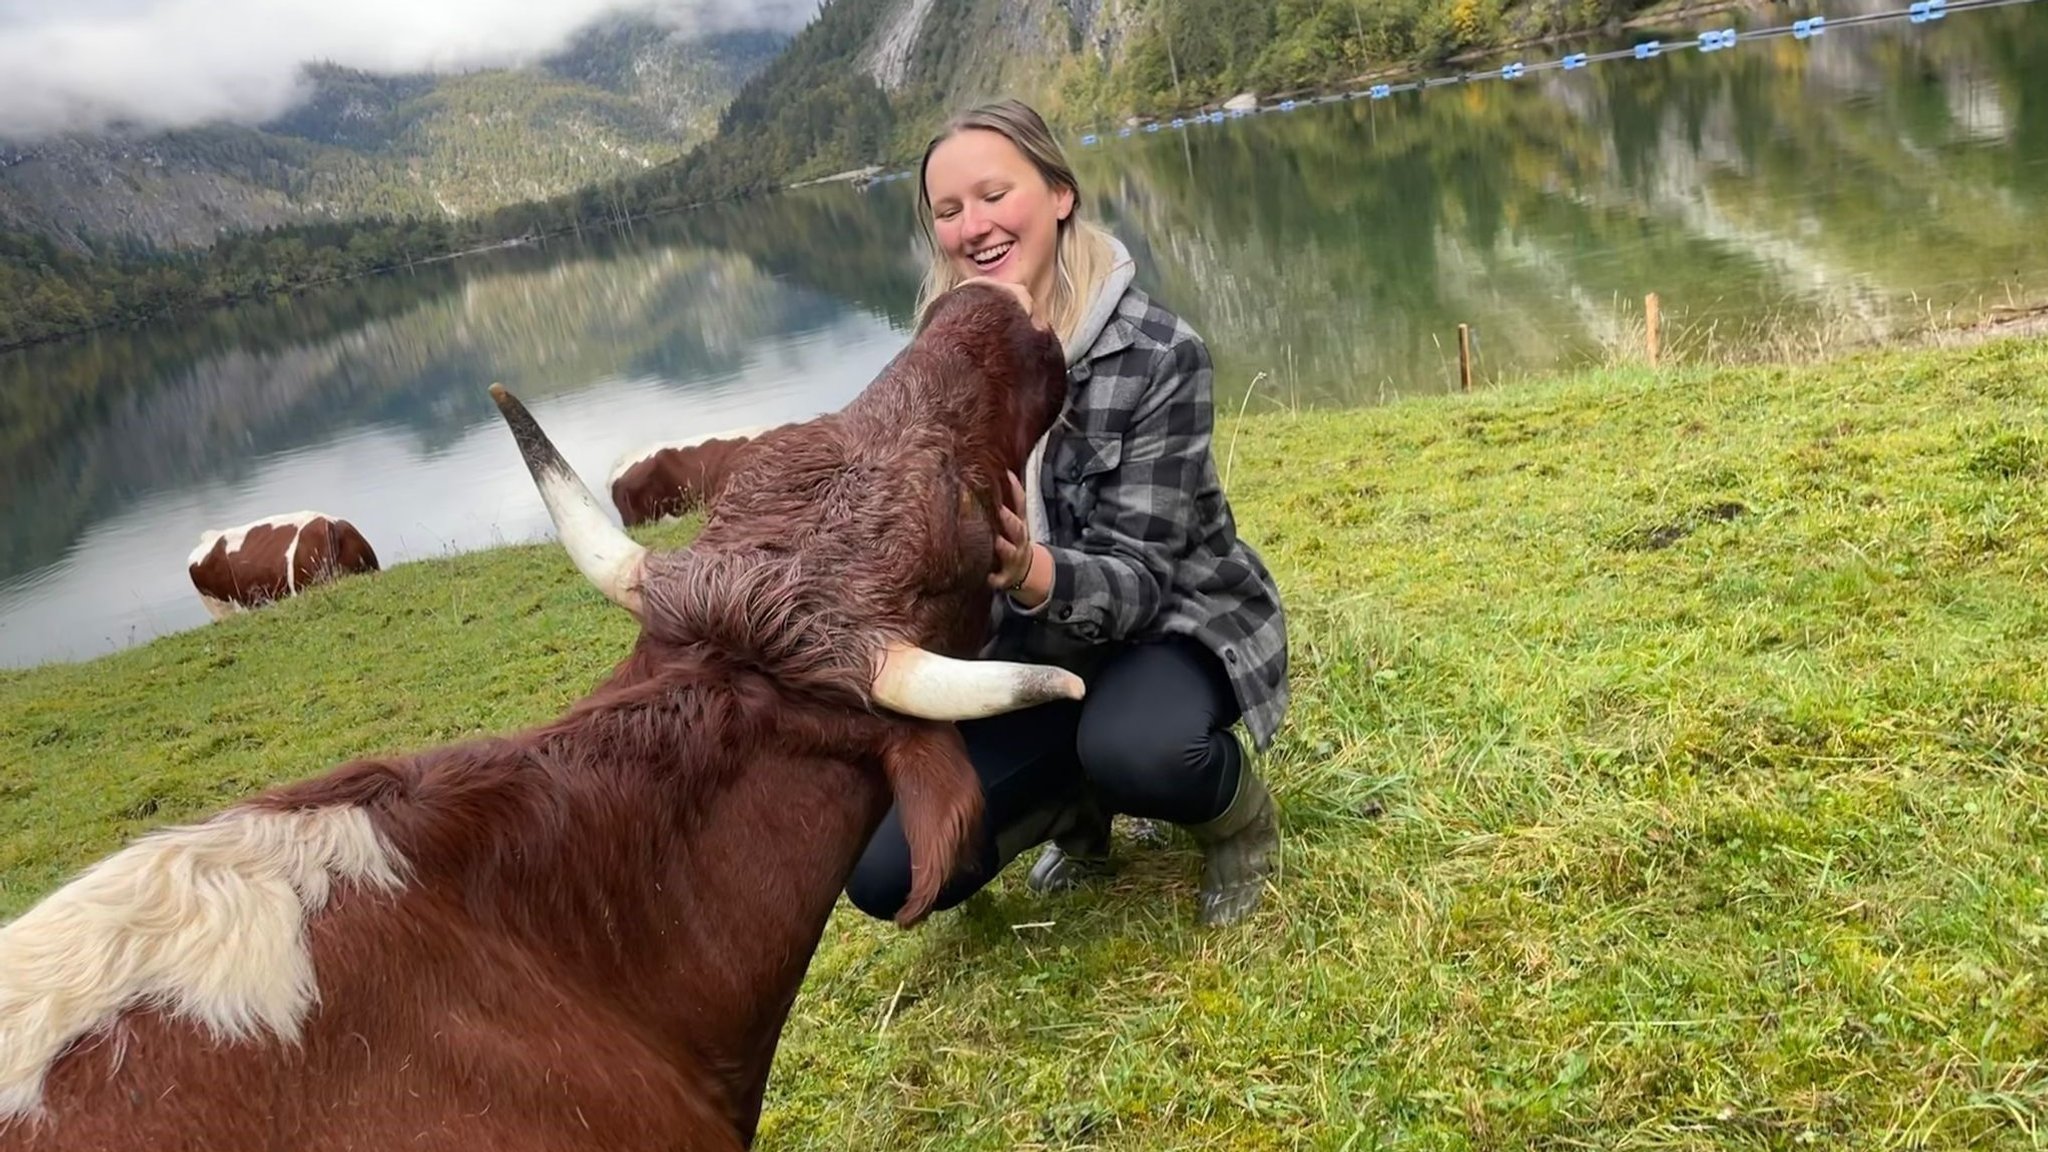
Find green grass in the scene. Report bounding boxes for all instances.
[4,333,2048,1148]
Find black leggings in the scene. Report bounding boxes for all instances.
[845,635,1244,921]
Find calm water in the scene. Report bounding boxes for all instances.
[5,0,2047,668]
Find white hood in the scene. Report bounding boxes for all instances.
[1022,232,1136,545]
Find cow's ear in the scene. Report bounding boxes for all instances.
[878,722,984,928]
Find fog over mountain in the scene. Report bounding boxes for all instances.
[0,0,820,140]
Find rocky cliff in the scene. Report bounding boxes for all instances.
[749,0,1644,174]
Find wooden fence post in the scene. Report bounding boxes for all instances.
[1645,292,1661,367]
[1457,323,1473,392]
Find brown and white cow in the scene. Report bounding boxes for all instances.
[608,424,778,526]
[0,280,1074,1152]
[187,510,380,620]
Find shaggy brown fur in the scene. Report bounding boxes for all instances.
[4,282,1068,1152]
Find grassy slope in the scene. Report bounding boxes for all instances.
[3,334,2047,1147]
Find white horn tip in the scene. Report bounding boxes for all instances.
[1040,667,1087,701]
[871,644,1087,721]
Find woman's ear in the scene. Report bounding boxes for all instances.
[1054,185,1075,222]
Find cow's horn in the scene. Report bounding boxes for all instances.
[488,383,647,618]
[870,642,1086,720]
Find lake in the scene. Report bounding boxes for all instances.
[4,0,2046,669]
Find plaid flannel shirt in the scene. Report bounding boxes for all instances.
[983,284,1291,751]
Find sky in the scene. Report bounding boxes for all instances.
[0,0,817,142]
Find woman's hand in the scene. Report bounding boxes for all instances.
[989,470,1052,606]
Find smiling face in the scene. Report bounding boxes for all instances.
[921,127,1075,318]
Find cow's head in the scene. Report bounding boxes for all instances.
[911,276,1071,478]
[488,280,1077,923]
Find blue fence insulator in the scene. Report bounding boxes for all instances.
[1370,83,1392,99]
[1210,110,1226,122]
[1118,126,1133,137]
[1794,16,1826,37]
[1171,117,1185,129]
[1562,53,1589,70]
[1910,0,1946,21]
[1081,133,1099,146]
[1502,62,1526,79]
[1634,41,1662,59]
[1699,28,1737,51]
[1145,122,1160,133]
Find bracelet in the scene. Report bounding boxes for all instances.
[1006,545,1036,592]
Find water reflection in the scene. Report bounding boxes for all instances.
[0,226,916,668]
[1067,0,2048,404]
[3,0,2047,667]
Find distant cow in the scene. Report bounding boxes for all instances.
[608,424,777,526]
[186,511,380,619]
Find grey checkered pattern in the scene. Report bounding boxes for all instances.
[985,285,1291,751]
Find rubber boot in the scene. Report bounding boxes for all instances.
[1185,762,1280,926]
[1023,788,1115,894]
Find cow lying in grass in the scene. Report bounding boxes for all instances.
[609,424,778,526]
[187,510,380,619]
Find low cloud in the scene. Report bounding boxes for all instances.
[0,0,814,142]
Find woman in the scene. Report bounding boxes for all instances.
[844,99,1290,928]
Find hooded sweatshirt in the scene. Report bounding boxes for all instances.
[988,229,1291,750]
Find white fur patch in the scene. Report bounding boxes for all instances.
[605,424,775,489]
[0,806,406,1120]
[187,509,327,569]
[197,593,239,622]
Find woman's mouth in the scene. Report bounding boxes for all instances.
[969,240,1015,271]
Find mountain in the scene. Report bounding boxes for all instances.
[684,0,1657,192]
[0,0,1666,350]
[0,20,789,253]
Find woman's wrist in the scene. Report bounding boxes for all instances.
[1006,543,1054,608]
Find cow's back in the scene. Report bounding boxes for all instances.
[187,512,378,617]
[2,788,741,1152]
[187,516,305,611]
[609,426,776,527]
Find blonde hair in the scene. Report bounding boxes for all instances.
[913,98,1119,353]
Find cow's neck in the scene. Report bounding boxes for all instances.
[637,741,886,1142]
[479,667,921,1141]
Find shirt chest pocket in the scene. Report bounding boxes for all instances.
[1051,431,1123,528]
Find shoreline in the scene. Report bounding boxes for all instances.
[1062,0,1789,132]
[5,311,2045,680]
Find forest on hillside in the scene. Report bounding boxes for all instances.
[0,0,1659,351]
